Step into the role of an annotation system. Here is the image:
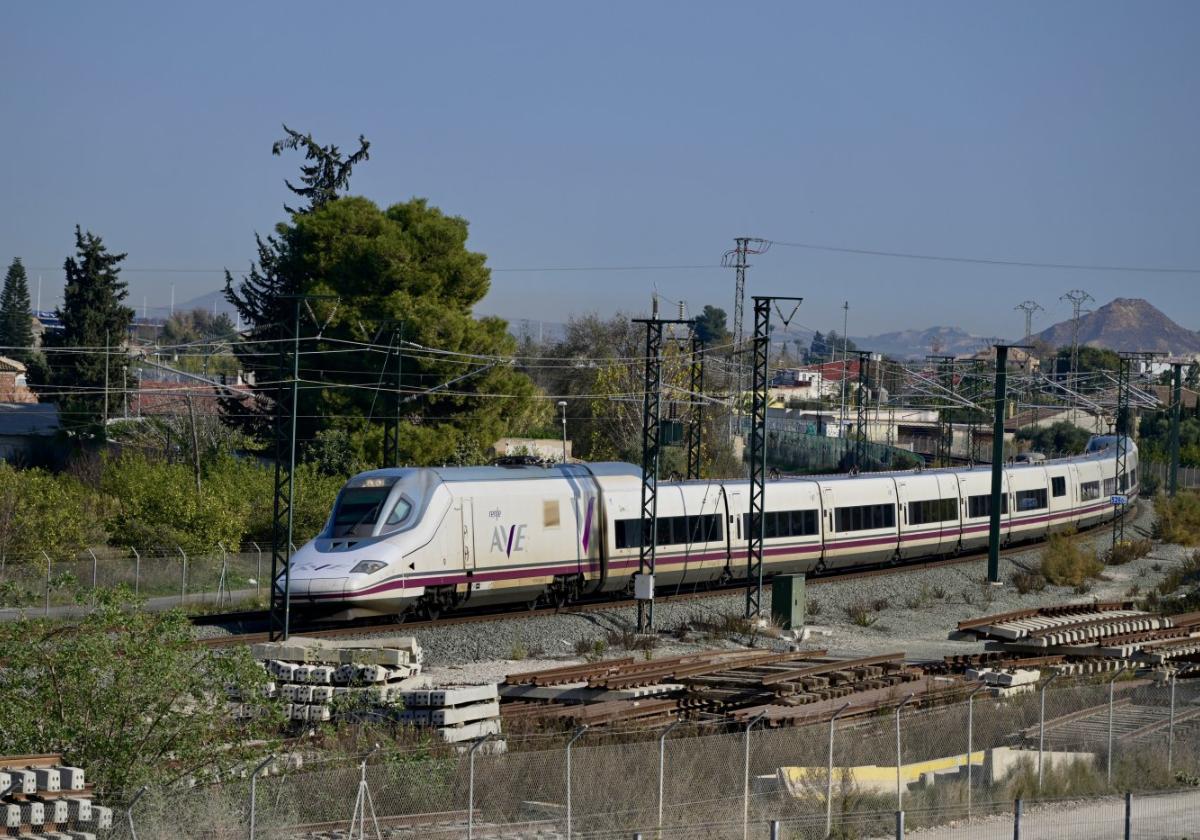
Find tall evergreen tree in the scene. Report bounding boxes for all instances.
[0,258,35,361]
[45,227,134,430]
[271,124,371,215]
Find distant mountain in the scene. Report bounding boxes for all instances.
[175,289,240,319]
[852,325,993,360]
[1031,297,1200,356]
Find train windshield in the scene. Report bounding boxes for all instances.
[331,487,391,537]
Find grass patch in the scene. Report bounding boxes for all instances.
[1153,490,1200,546]
[604,626,660,652]
[1013,569,1047,594]
[1105,538,1153,565]
[1155,549,1200,598]
[844,597,878,627]
[1039,531,1103,586]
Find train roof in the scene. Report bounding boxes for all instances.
[348,461,641,485]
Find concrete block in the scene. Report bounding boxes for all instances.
[40,799,68,824]
[400,709,431,724]
[309,666,334,684]
[294,665,316,683]
[428,684,499,707]
[4,804,20,829]
[311,686,334,703]
[93,806,112,831]
[33,768,60,793]
[334,664,357,684]
[308,704,331,722]
[66,832,97,840]
[0,771,9,795]
[66,797,91,822]
[7,769,36,794]
[21,801,45,825]
[438,718,502,743]
[431,701,500,726]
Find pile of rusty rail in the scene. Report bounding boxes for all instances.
[500,648,970,729]
[954,604,1200,666]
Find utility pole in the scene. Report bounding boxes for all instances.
[746,296,802,619]
[1060,290,1094,404]
[1170,361,1186,496]
[103,329,110,430]
[382,324,404,469]
[988,344,1031,583]
[839,301,849,452]
[1113,352,1164,548]
[633,315,693,633]
[852,350,874,470]
[722,237,770,438]
[269,294,336,642]
[686,332,705,481]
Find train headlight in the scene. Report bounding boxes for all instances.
[350,560,387,575]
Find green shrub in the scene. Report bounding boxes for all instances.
[1013,569,1047,594]
[1106,538,1153,565]
[1039,532,1103,586]
[0,462,106,564]
[1153,490,1200,546]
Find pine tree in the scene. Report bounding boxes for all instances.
[45,227,134,430]
[0,258,35,361]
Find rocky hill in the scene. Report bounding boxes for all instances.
[1031,297,1200,356]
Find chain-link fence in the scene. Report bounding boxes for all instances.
[95,675,1200,839]
[0,543,273,615]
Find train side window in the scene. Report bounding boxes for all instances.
[1080,481,1101,501]
[1015,488,1047,510]
[1051,477,1066,498]
[967,494,1009,518]
[834,503,895,532]
[1103,477,1117,495]
[615,519,639,549]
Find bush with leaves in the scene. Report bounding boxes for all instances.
[1039,531,1103,586]
[0,461,105,565]
[0,590,277,796]
[1153,490,1200,546]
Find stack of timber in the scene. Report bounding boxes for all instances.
[397,684,503,744]
[501,648,967,729]
[954,604,1200,669]
[1,754,112,840]
[232,636,424,722]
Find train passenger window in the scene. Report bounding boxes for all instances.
[384,496,413,527]
[1103,477,1117,495]
[834,503,895,532]
[1015,489,1047,511]
[615,519,642,549]
[908,498,958,525]
[1130,469,1137,488]
[743,510,819,538]
[967,494,1008,518]
[1051,477,1066,498]
[1080,481,1101,501]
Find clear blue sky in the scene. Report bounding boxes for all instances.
[3,1,1198,338]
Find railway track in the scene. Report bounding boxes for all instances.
[196,510,1135,649]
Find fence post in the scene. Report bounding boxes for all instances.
[565,725,588,840]
[42,550,50,617]
[131,547,140,596]
[895,693,915,812]
[895,810,904,840]
[1037,672,1061,790]
[743,712,766,840]
[468,733,495,840]
[88,548,98,606]
[248,754,275,840]
[217,542,229,607]
[178,547,188,606]
[1124,791,1132,840]
[1013,798,1022,840]
[126,786,147,840]
[1168,669,1178,774]
[657,718,682,835]
[826,701,853,838]
[770,819,780,840]
[1107,665,1128,785]
[251,541,262,600]
[967,683,987,822]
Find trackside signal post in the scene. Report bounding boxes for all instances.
[746,296,802,618]
[987,344,1029,583]
[633,316,693,633]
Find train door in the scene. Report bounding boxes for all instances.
[935,473,962,555]
[460,498,476,571]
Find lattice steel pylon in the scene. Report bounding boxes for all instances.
[852,350,874,470]
[269,294,336,642]
[926,355,956,466]
[686,332,705,481]
[746,295,802,619]
[1015,300,1043,343]
[634,315,693,632]
[381,324,404,469]
[722,237,771,436]
[1113,352,1165,548]
[1060,290,1094,399]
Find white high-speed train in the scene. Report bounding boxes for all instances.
[285,436,1137,620]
